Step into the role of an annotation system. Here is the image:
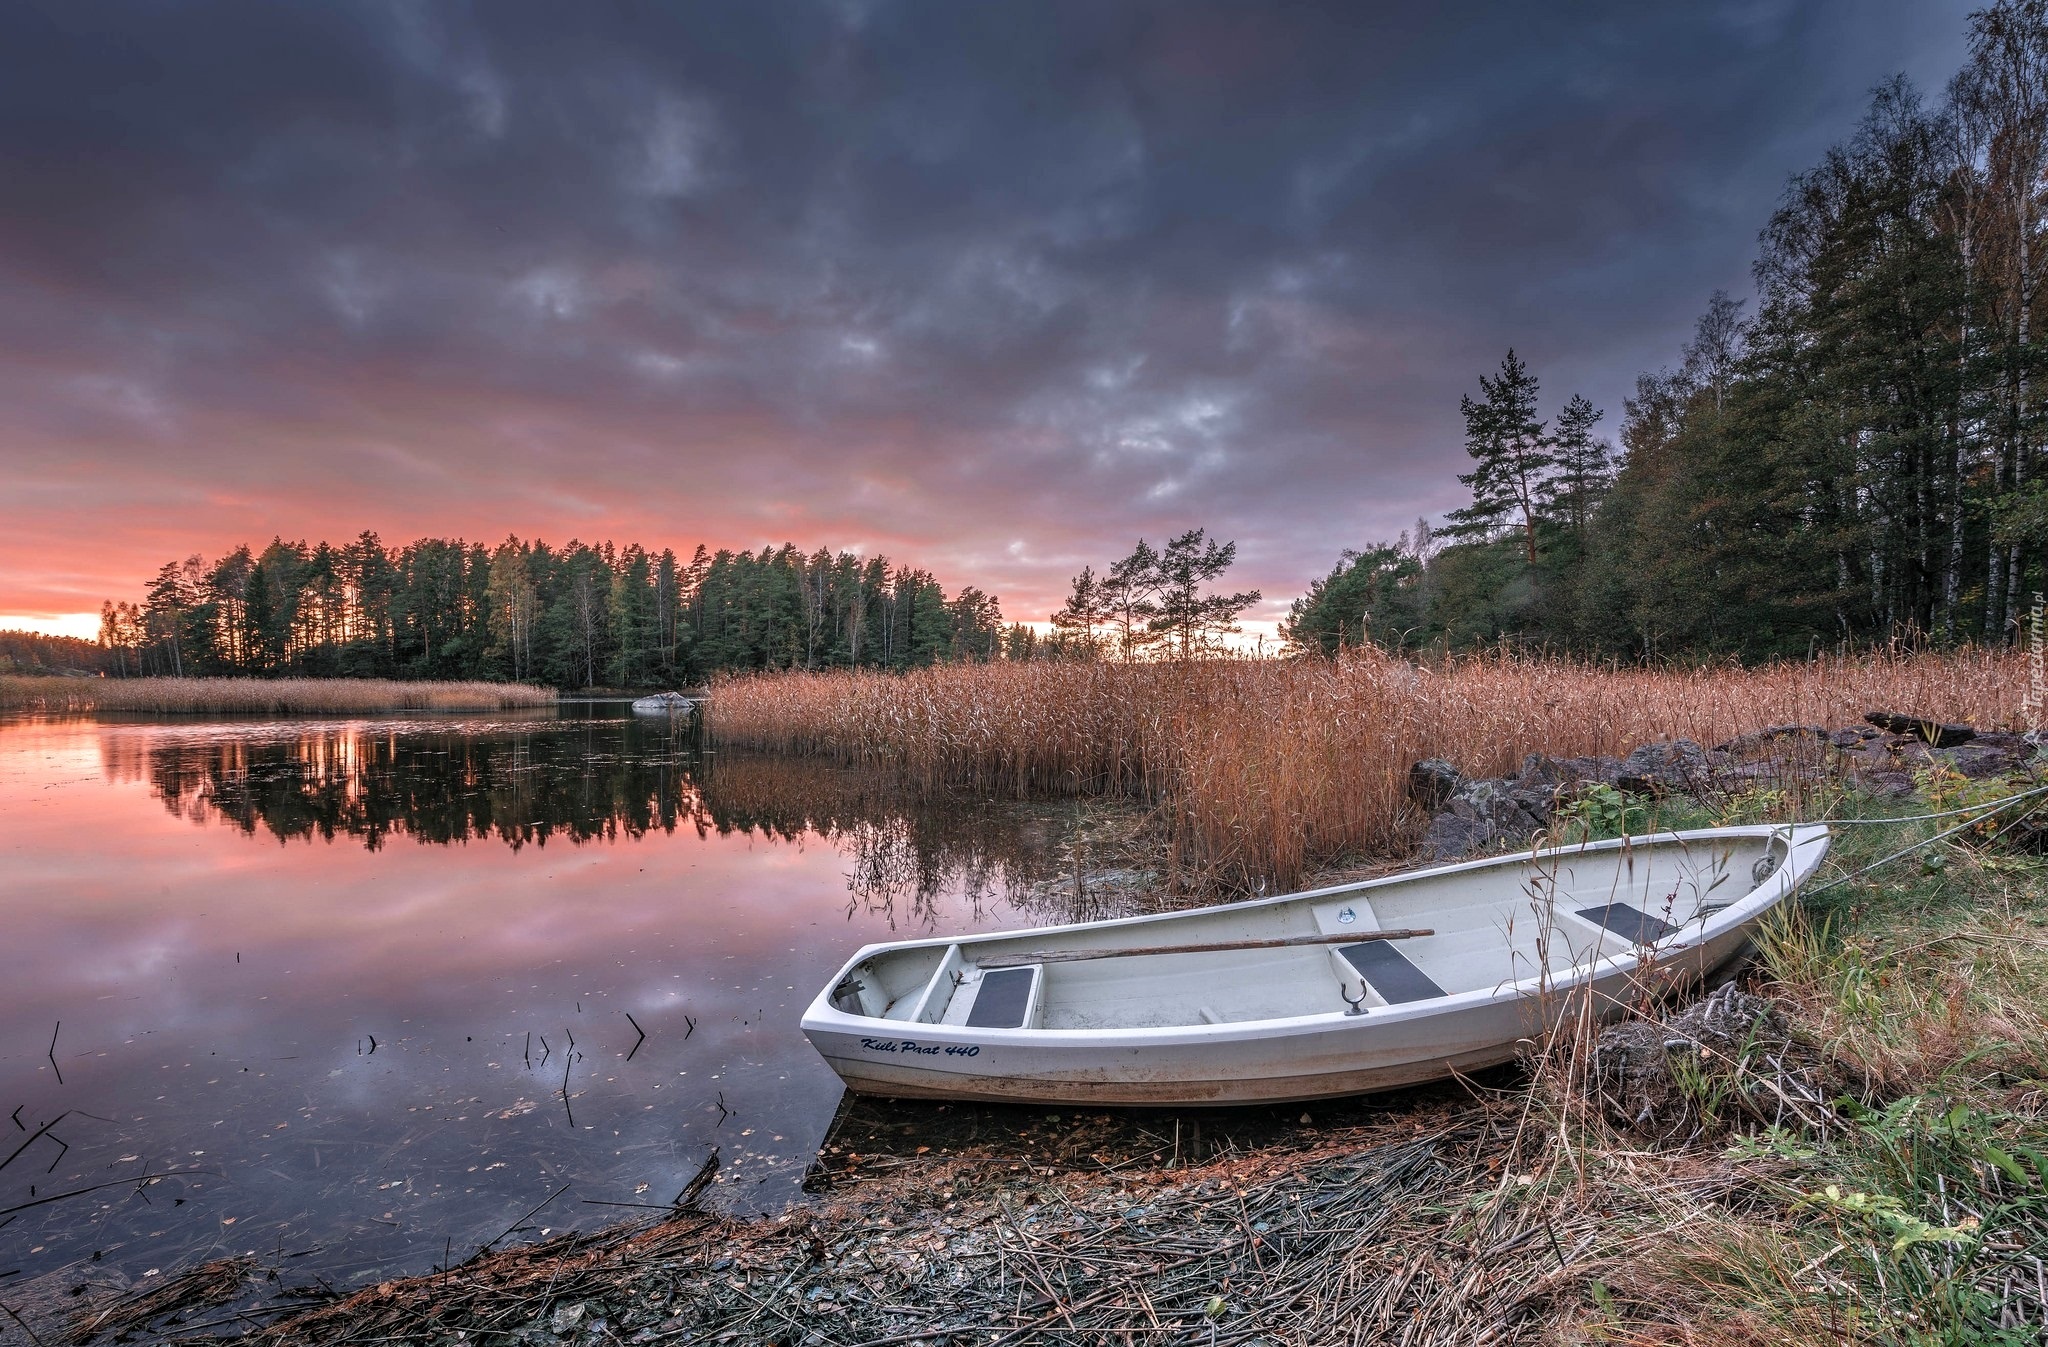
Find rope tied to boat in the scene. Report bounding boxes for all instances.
[1792,779,2048,900]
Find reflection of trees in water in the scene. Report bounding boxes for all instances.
[707,754,1163,930]
[102,718,701,851]
[684,750,1064,929]
[101,722,1087,925]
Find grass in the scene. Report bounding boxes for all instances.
[709,647,2027,892]
[0,675,556,714]
[1513,781,2048,1345]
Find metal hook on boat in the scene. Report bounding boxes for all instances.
[1340,982,1370,1016]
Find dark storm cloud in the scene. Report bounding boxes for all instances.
[0,0,1975,624]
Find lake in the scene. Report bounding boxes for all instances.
[0,707,1100,1298]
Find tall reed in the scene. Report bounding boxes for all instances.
[0,676,556,715]
[708,648,2028,889]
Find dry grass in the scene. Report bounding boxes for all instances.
[164,1107,1630,1347]
[709,648,2027,890]
[0,675,556,715]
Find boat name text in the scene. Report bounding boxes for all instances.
[858,1038,981,1057]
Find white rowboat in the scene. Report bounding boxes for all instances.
[800,824,1831,1106]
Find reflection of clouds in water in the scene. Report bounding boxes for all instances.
[0,712,1124,1305]
[0,711,1158,1304]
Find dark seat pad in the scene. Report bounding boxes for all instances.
[1339,941,1446,1004]
[1575,903,1677,946]
[966,966,1036,1028]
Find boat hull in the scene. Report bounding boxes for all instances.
[808,928,1752,1106]
[801,824,1829,1107]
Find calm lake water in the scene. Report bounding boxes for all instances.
[0,707,1092,1297]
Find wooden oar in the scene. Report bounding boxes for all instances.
[977,928,1434,969]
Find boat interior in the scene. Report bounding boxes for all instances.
[829,831,1785,1033]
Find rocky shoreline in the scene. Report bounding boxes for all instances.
[1411,710,2041,861]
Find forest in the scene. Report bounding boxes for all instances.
[80,523,1271,687]
[1286,1,2048,662]
[0,630,107,676]
[91,537,1006,687]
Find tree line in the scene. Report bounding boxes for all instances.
[0,630,110,676]
[98,534,1008,686]
[1288,1,2048,661]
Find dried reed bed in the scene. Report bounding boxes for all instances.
[710,648,2027,889]
[0,675,556,715]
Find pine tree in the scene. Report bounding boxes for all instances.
[1444,351,1554,565]
[1049,565,1110,657]
[141,559,204,676]
[1148,529,1261,658]
[1545,394,1611,543]
[1101,540,1163,659]
[1282,542,1421,655]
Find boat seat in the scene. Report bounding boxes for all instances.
[1336,941,1446,1004]
[965,966,1038,1028]
[1574,903,1677,947]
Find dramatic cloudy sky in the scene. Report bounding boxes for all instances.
[0,0,1978,637]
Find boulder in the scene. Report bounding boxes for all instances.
[1938,731,2041,779]
[1715,760,1798,788]
[1941,740,2031,779]
[1616,739,1716,796]
[1710,725,1834,791]
[1412,721,2039,865]
[1414,753,1618,861]
[1714,724,1827,755]
[1420,812,1493,862]
[1442,779,1548,836]
[1515,752,1623,791]
[1972,730,2034,755]
[1837,725,2038,785]
[1863,710,1976,746]
[1855,768,1919,798]
[1407,758,1463,809]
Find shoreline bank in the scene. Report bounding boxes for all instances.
[0,676,558,715]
